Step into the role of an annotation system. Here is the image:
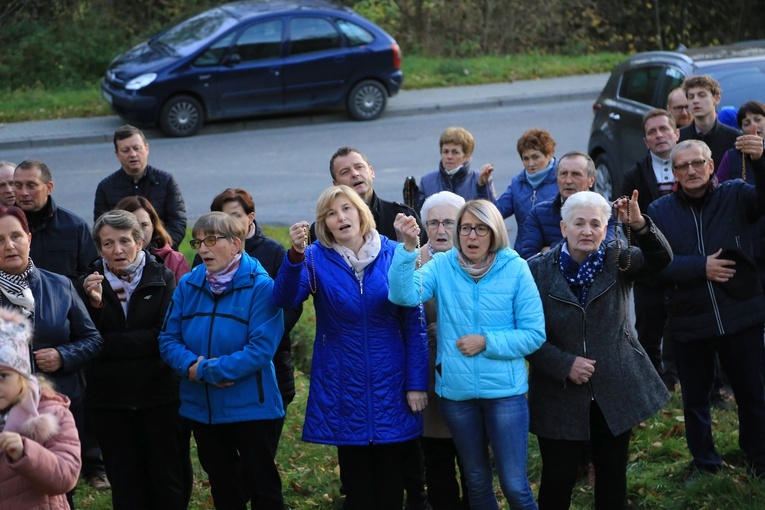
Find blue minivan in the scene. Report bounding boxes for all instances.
[101,0,403,136]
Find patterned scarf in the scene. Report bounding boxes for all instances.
[206,254,241,295]
[0,260,36,318]
[104,250,146,317]
[457,249,496,282]
[333,230,381,279]
[559,241,605,306]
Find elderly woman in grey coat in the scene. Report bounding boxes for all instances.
[527,190,671,510]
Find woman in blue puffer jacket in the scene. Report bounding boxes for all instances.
[389,199,545,510]
[272,185,428,510]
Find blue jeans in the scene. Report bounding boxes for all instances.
[440,396,537,510]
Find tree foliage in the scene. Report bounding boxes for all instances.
[2,0,764,91]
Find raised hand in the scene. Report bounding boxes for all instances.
[394,213,420,252]
[289,221,310,254]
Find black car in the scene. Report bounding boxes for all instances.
[101,0,403,137]
[588,41,765,198]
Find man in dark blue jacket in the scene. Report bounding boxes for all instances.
[516,151,615,259]
[648,139,765,478]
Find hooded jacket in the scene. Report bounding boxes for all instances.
[271,235,428,446]
[388,245,546,401]
[160,253,285,424]
[0,387,81,510]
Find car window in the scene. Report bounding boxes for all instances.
[656,67,685,107]
[703,61,765,110]
[289,17,342,55]
[618,66,664,107]
[336,19,375,46]
[155,8,238,56]
[234,20,284,62]
[193,32,237,67]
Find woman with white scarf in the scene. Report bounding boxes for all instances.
[272,185,428,510]
[0,204,101,509]
[76,210,191,510]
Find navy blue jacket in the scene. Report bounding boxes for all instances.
[679,119,739,173]
[516,194,616,260]
[495,163,558,246]
[648,157,765,341]
[272,235,428,446]
[28,198,98,281]
[1,267,103,401]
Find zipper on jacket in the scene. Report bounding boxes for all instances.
[690,208,725,335]
[550,294,595,399]
[205,295,220,424]
[531,189,537,207]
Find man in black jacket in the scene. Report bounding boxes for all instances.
[620,109,679,389]
[94,125,187,248]
[648,139,765,478]
[678,75,740,172]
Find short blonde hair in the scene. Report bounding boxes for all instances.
[191,212,246,252]
[440,127,475,156]
[455,199,508,254]
[315,185,376,248]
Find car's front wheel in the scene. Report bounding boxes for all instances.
[593,153,614,200]
[347,80,387,121]
[160,95,204,137]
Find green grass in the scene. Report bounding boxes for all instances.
[0,53,626,123]
[75,226,765,508]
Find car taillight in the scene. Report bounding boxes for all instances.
[391,43,402,69]
[592,102,602,114]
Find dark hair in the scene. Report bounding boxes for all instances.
[15,160,52,184]
[113,125,147,151]
[210,188,255,215]
[642,109,677,134]
[0,205,30,234]
[736,100,765,129]
[329,146,369,180]
[558,151,597,179]
[682,75,722,97]
[115,196,172,248]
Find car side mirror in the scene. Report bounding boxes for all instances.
[223,53,241,66]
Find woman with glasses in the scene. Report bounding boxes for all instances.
[495,129,559,247]
[527,191,671,509]
[272,185,428,510]
[76,210,191,510]
[390,199,545,510]
[160,212,286,510]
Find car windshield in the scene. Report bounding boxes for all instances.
[700,59,765,111]
[154,8,239,56]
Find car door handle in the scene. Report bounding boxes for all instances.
[608,112,621,121]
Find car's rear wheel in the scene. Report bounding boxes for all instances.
[593,153,614,200]
[160,95,204,137]
[347,80,387,121]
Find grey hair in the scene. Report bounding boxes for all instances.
[670,139,712,166]
[421,191,465,221]
[192,212,246,251]
[455,199,509,253]
[560,191,611,226]
[93,210,144,248]
[558,151,597,179]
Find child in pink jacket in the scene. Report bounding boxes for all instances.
[0,308,81,510]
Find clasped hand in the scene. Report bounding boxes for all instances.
[289,221,311,254]
[189,356,234,388]
[568,356,596,385]
[613,190,646,231]
[394,213,421,252]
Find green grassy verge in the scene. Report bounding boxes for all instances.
[75,226,765,509]
[0,53,626,123]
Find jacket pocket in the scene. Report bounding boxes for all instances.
[255,369,265,404]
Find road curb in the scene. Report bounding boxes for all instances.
[0,87,600,151]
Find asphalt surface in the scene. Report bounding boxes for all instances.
[0,73,609,151]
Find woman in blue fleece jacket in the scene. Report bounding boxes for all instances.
[389,199,545,510]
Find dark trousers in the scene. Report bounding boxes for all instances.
[402,438,429,509]
[421,436,470,510]
[537,402,631,510]
[338,441,407,510]
[673,323,765,474]
[92,405,192,510]
[191,418,284,510]
[633,283,677,382]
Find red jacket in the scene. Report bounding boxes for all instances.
[0,387,81,510]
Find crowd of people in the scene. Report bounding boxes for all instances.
[0,73,764,510]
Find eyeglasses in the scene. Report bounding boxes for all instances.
[425,219,456,230]
[189,235,227,250]
[458,224,490,237]
[671,105,690,112]
[672,159,707,172]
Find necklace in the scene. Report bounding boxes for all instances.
[303,225,317,294]
[612,196,632,272]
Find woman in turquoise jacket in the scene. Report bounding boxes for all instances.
[160,212,285,510]
[389,199,546,510]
